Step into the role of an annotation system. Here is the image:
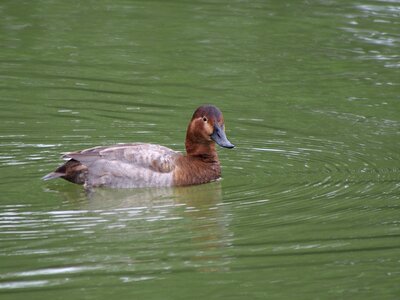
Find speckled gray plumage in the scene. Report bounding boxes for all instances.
[64,143,180,188]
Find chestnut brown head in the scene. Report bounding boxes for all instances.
[187,105,234,149]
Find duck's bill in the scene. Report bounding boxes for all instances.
[211,124,235,149]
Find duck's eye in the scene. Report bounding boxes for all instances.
[203,117,208,122]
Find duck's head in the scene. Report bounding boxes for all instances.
[186,105,234,154]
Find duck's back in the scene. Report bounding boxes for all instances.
[63,143,181,188]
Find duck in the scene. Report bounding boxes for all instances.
[42,105,234,189]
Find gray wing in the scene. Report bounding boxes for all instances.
[63,143,180,188]
[65,143,178,173]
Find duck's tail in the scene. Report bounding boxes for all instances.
[42,172,64,181]
[42,159,87,185]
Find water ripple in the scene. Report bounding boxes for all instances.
[224,128,399,207]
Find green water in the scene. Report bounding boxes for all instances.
[1,0,399,299]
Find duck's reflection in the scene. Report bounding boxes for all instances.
[85,181,223,210]
[47,182,233,273]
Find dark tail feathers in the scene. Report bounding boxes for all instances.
[42,172,64,181]
[42,159,87,185]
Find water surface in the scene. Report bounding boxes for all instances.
[0,0,399,299]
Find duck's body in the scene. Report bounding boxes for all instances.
[43,105,234,189]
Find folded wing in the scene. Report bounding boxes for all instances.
[64,143,180,188]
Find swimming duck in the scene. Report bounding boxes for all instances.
[42,105,234,188]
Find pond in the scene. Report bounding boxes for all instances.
[0,0,399,299]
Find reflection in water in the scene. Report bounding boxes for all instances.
[0,182,233,291]
[76,182,232,274]
[50,180,225,210]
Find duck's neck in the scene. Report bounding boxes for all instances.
[174,112,227,186]
[185,140,219,163]
[174,139,220,186]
